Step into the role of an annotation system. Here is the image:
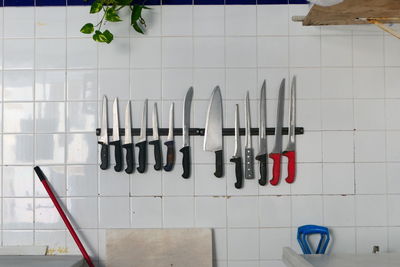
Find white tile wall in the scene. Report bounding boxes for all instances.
[0,3,397,267]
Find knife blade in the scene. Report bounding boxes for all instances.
[98,95,109,170]
[149,103,162,171]
[180,87,193,178]
[164,103,175,172]
[244,91,254,179]
[110,98,123,172]
[269,79,286,186]
[283,76,296,184]
[204,86,224,178]
[136,99,147,173]
[255,81,268,186]
[230,104,243,189]
[122,101,134,174]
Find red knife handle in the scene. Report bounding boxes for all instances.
[269,153,281,186]
[283,150,296,184]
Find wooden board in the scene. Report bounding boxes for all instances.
[106,229,212,267]
[303,0,400,26]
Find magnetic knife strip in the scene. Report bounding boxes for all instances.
[95,127,304,136]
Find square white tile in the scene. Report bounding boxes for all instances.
[289,36,321,67]
[356,195,387,226]
[355,131,385,162]
[67,39,98,69]
[162,37,193,68]
[227,196,258,228]
[3,103,34,133]
[257,5,288,36]
[259,196,291,227]
[195,196,226,228]
[163,196,194,228]
[324,195,355,227]
[99,197,130,228]
[323,163,355,194]
[355,163,386,194]
[193,5,224,36]
[353,35,384,66]
[321,68,353,99]
[66,165,98,197]
[258,36,289,67]
[321,35,352,67]
[291,195,323,227]
[354,99,385,130]
[35,7,66,38]
[67,70,97,101]
[131,197,162,228]
[98,38,130,69]
[4,70,34,101]
[131,37,161,68]
[162,5,193,36]
[321,100,354,130]
[291,163,323,194]
[225,5,256,36]
[36,39,66,69]
[4,39,34,70]
[35,134,65,164]
[260,228,291,260]
[227,228,259,260]
[353,67,385,98]
[4,7,34,38]
[36,70,65,101]
[194,37,225,68]
[322,131,354,162]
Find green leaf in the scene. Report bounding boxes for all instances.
[80,23,94,34]
[131,4,143,22]
[116,0,132,4]
[131,22,144,34]
[103,30,114,43]
[90,0,103,13]
[105,7,122,22]
[142,6,151,9]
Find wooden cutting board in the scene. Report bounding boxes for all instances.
[106,228,212,267]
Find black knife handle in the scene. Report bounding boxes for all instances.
[214,150,223,178]
[136,141,147,173]
[180,146,191,178]
[149,139,162,171]
[99,143,109,170]
[110,140,123,172]
[230,157,243,189]
[164,140,175,172]
[256,154,268,186]
[122,143,134,174]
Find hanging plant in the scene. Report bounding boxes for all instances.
[80,0,148,44]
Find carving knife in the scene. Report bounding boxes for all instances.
[136,99,147,173]
[256,81,268,186]
[283,76,296,184]
[230,104,243,189]
[110,98,123,172]
[98,95,109,170]
[149,103,162,171]
[164,103,175,172]
[269,79,286,186]
[122,101,134,174]
[204,86,224,178]
[180,87,193,178]
[244,91,254,179]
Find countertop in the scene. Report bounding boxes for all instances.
[0,255,84,267]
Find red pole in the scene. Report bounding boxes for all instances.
[34,166,95,267]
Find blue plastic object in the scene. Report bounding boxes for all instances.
[297,225,330,254]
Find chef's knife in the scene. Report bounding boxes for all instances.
[269,79,286,186]
[256,81,268,186]
[110,98,123,172]
[164,103,175,172]
[283,76,296,184]
[98,95,109,170]
[149,103,162,171]
[204,86,224,178]
[230,104,243,189]
[245,91,254,179]
[122,101,134,174]
[136,99,147,173]
[180,87,193,178]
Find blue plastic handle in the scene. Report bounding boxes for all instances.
[297,225,330,254]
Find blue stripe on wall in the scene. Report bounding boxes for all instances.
[1,0,308,6]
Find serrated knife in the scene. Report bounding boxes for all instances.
[204,86,223,178]
[149,103,162,171]
[230,104,243,189]
[164,103,175,172]
[256,81,268,186]
[269,79,286,186]
[98,95,109,170]
[122,101,134,174]
[136,99,147,173]
[110,98,123,172]
[180,87,193,178]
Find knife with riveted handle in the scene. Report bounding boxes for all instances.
[180,87,193,178]
[110,98,123,172]
[136,99,147,173]
[164,103,175,172]
[230,104,243,189]
[256,81,268,186]
[98,95,109,170]
[122,101,134,174]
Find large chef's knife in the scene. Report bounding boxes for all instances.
[244,91,254,179]
[180,87,193,178]
[136,99,147,173]
[149,103,162,171]
[269,79,286,186]
[98,95,109,170]
[164,103,175,172]
[283,76,296,184]
[230,104,243,189]
[110,98,123,172]
[256,81,268,186]
[122,101,134,174]
[204,86,224,178]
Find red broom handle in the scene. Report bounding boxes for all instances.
[34,166,95,267]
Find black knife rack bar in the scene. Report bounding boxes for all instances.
[96,127,304,136]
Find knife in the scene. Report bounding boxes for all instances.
[180,87,193,178]
[98,95,109,170]
[164,103,175,172]
[244,91,254,179]
[269,79,286,186]
[110,98,123,172]
[149,103,162,171]
[256,81,268,186]
[204,86,224,178]
[136,99,147,173]
[230,104,243,189]
[283,76,296,184]
[122,101,134,174]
